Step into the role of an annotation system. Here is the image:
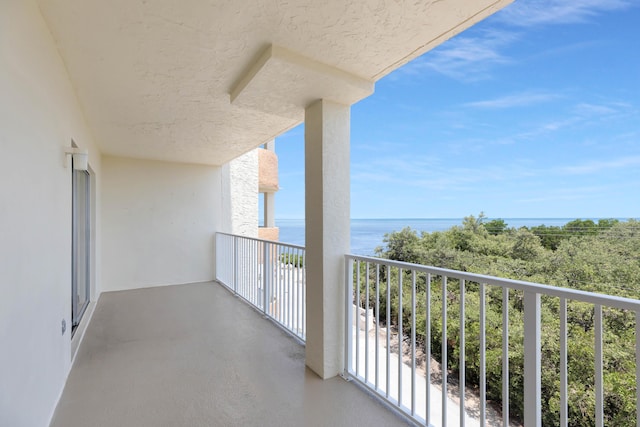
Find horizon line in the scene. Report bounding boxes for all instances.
[274,216,636,221]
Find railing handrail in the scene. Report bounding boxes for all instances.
[346,254,640,312]
[216,231,306,251]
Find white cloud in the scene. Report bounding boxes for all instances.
[353,140,409,153]
[465,91,560,109]
[397,0,636,81]
[497,0,633,27]
[572,103,618,116]
[559,156,640,175]
[515,186,607,203]
[401,28,515,81]
[488,101,635,144]
[352,154,544,193]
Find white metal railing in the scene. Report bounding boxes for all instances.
[216,233,306,341]
[345,254,640,427]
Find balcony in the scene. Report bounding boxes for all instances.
[50,281,406,427]
[214,234,640,426]
[51,233,640,426]
[4,2,528,424]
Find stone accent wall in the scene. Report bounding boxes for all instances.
[258,148,279,192]
[258,227,279,242]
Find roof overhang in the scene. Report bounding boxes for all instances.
[35,0,513,165]
[231,45,374,121]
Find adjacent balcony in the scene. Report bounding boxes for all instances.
[52,233,640,426]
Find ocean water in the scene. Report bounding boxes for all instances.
[277,218,597,256]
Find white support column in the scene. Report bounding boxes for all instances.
[304,99,350,379]
[264,192,276,228]
[264,141,276,229]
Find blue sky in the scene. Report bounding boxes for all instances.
[274,0,640,220]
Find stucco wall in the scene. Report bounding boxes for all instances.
[221,149,259,237]
[101,156,222,291]
[0,1,102,425]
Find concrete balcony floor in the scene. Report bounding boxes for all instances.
[51,282,407,427]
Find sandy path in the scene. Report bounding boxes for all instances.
[351,309,521,427]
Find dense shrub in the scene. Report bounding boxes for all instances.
[368,216,640,426]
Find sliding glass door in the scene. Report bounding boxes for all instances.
[72,165,90,333]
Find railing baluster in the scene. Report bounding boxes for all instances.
[215,234,220,281]
[398,268,403,408]
[375,264,380,391]
[411,270,416,416]
[426,273,431,426]
[296,248,301,335]
[524,290,541,427]
[246,239,250,302]
[287,248,292,329]
[242,238,246,297]
[299,247,302,335]
[262,241,266,308]
[263,241,269,314]
[216,233,221,281]
[233,236,238,293]
[282,246,286,324]
[460,279,466,426]
[442,275,447,427]
[560,297,567,427]
[366,262,370,385]
[289,248,292,328]
[480,283,486,427]
[279,252,283,323]
[636,311,640,427]
[294,247,297,332]
[302,252,306,340]
[276,243,278,314]
[292,248,295,329]
[255,239,258,305]
[242,237,246,295]
[595,304,603,427]
[272,246,282,320]
[241,237,245,296]
[356,260,361,377]
[238,237,242,295]
[282,247,286,324]
[386,267,391,399]
[247,238,250,298]
[503,287,510,427]
[344,257,354,377]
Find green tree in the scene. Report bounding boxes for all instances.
[375,216,640,426]
[483,218,508,235]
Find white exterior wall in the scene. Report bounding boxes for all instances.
[221,149,259,237]
[102,156,225,291]
[0,1,102,426]
[101,153,258,292]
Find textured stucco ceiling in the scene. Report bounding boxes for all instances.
[36,0,512,166]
